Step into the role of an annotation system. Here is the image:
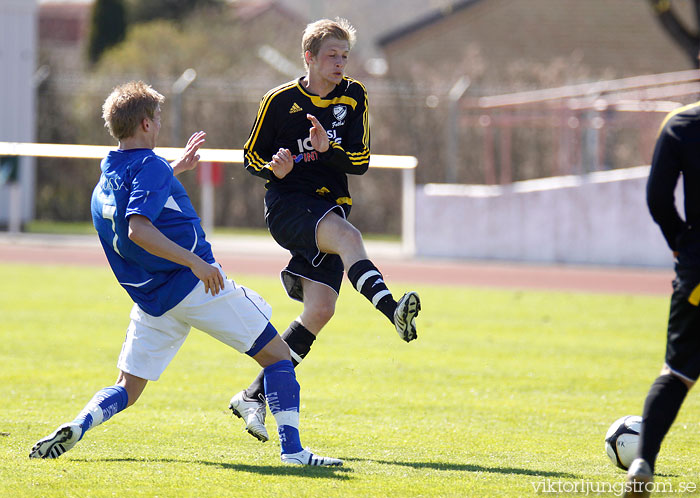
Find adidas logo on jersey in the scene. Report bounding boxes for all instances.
[289,103,303,114]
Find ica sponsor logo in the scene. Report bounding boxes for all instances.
[294,130,342,163]
[295,137,319,163]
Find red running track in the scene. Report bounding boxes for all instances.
[0,234,673,296]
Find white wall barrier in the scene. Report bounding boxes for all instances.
[415,166,678,267]
[0,0,37,230]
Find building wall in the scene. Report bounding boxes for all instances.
[38,2,90,74]
[0,0,38,225]
[382,0,692,90]
[415,166,678,267]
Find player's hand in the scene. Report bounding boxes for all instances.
[307,114,329,153]
[172,131,206,175]
[191,260,224,296]
[269,148,293,179]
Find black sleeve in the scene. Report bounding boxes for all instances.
[322,85,370,175]
[243,93,276,181]
[646,125,686,251]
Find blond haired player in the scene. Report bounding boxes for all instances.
[231,18,421,442]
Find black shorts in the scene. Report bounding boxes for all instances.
[264,191,350,302]
[665,272,700,382]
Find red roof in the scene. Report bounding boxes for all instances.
[39,3,91,44]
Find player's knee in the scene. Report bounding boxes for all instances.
[341,224,364,250]
[660,365,695,390]
[306,301,335,328]
[676,374,695,390]
[314,302,336,325]
[255,334,292,366]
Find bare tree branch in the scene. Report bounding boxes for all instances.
[649,0,700,67]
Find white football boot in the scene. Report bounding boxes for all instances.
[394,291,421,342]
[29,422,82,459]
[229,391,269,442]
[623,458,653,498]
[281,448,343,466]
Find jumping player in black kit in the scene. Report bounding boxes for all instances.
[229,18,421,442]
[623,101,700,497]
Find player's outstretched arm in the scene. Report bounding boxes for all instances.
[171,131,206,176]
[128,214,224,295]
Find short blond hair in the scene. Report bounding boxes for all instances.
[301,17,356,69]
[102,81,164,140]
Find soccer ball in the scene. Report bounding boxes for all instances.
[605,415,642,470]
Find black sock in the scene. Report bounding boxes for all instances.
[244,321,316,400]
[638,374,688,471]
[347,259,397,322]
[280,321,316,366]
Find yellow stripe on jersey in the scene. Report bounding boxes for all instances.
[244,152,261,170]
[657,101,700,137]
[308,93,357,109]
[296,81,358,110]
[336,197,352,205]
[348,154,370,165]
[689,283,700,306]
[352,78,370,148]
[346,149,370,159]
[244,80,297,153]
[252,150,268,168]
[245,150,269,172]
[330,141,370,166]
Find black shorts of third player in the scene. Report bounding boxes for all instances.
[665,270,700,382]
[264,191,351,302]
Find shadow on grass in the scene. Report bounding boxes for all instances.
[75,456,579,479]
[342,457,578,478]
[654,472,681,478]
[78,457,352,479]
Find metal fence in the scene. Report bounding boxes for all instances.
[443,69,700,185]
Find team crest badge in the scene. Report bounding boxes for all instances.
[333,105,347,122]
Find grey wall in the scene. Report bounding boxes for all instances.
[415,166,678,267]
[0,0,37,224]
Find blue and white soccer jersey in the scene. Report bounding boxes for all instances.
[91,148,213,317]
[91,149,274,380]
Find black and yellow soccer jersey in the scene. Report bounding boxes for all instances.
[647,101,700,253]
[243,76,370,206]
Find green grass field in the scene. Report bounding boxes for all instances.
[1,263,699,497]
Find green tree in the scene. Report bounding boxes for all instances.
[87,0,127,65]
[126,0,223,24]
[649,0,700,68]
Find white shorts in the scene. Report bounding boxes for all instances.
[117,270,272,381]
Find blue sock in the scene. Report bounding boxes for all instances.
[263,359,303,454]
[72,385,129,440]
